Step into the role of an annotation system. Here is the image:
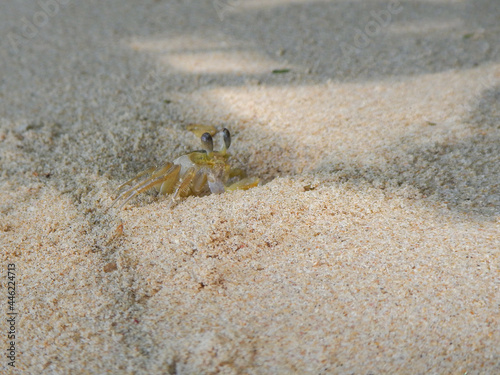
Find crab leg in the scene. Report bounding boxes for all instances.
[113,161,173,196]
[151,162,174,179]
[158,165,181,195]
[191,170,208,195]
[226,177,259,191]
[172,167,196,201]
[115,167,180,209]
[109,163,173,207]
[111,164,179,210]
[113,165,156,194]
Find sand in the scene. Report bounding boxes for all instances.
[1,0,499,374]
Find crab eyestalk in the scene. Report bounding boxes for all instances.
[221,128,231,155]
[201,132,214,157]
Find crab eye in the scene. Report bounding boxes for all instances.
[201,132,214,153]
[222,128,231,150]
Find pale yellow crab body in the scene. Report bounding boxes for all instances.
[110,128,258,210]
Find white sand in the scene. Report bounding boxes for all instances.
[1,0,499,374]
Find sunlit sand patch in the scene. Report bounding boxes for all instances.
[221,0,327,11]
[129,36,283,75]
[162,50,281,75]
[387,18,465,35]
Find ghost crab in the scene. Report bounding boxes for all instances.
[110,126,259,210]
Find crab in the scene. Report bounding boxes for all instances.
[110,126,259,210]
